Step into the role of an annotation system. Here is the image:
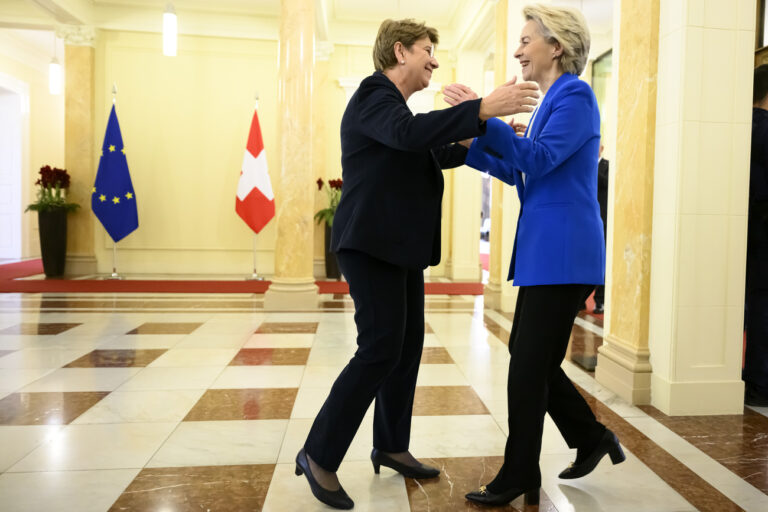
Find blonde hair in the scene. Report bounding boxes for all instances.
[523,4,591,75]
[372,19,439,72]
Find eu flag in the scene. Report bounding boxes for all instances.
[91,105,138,242]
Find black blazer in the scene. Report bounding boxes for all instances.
[748,107,768,290]
[331,71,486,269]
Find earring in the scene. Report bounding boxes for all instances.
[401,60,405,64]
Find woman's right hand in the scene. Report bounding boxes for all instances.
[477,77,539,120]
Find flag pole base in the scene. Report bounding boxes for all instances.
[106,271,123,280]
[246,273,264,281]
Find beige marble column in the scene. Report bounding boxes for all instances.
[61,25,97,276]
[485,0,509,309]
[594,0,659,404]
[264,0,318,309]
[451,50,484,281]
[643,0,755,415]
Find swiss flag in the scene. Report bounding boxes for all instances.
[236,106,275,233]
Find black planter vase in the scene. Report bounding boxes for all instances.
[324,223,341,280]
[38,208,68,278]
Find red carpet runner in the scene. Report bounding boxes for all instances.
[0,260,484,295]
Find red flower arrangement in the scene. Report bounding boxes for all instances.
[314,177,343,226]
[26,165,79,212]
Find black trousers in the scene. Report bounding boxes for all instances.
[744,288,768,397]
[304,249,425,472]
[488,284,606,491]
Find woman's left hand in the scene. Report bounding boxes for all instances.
[443,83,478,106]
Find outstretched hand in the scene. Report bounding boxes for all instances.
[443,83,479,106]
[478,77,539,120]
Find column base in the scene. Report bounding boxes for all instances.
[65,254,97,277]
[651,374,744,416]
[500,282,518,313]
[264,278,319,310]
[595,335,652,405]
[483,280,502,310]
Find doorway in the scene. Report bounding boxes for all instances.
[0,85,23,260]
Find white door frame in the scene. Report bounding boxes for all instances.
[0,72,30,260]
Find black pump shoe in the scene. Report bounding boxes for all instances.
[558,429,626,479]
[295,449,354,510]
[371,448,440,479]
[465,485,540,506]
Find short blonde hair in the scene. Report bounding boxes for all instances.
[523,4,591,75]
[372,19,439,72]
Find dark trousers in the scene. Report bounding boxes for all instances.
[744,288,768,397]
[304,249,425,472]
[488,284,606,491]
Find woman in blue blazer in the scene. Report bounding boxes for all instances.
[295,18,541,510]
[446,5,625,506]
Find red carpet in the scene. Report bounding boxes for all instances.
[479,253,490,271]
[0,259,43,281]
[0,260,483,295]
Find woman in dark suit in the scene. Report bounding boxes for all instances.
[295,18,540,510]
[445,5,625,506]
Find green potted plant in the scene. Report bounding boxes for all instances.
[26,165,79,277]
[314,177,343,279]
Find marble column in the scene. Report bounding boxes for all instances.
[451,51,484,281]
[264,0,318,309]
[643,0,755,415]
[498,0,538,312]
[594,0,660,404]
[485,0,509,309]
[60,25,97,276]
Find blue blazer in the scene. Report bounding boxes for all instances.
[466,73,604,286]
[331,71,487,269]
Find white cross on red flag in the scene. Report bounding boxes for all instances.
[236,106,275,233]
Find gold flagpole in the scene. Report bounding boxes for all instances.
[107,82,123,280]
[247,92,264,281]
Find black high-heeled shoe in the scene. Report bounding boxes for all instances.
[465,485,540,506]
[295,449,354,510]
[371,448,440,479]
[558,428,626,479]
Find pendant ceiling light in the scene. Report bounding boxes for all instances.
[163,2,177,57]
[48,33,62,95]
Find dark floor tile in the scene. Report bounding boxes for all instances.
[126,323,202,335]
[108,464,275,511]
[0,323,81,335]
[64,349,167,368]
[482,314,510,345]
[183,388,298,421]
[0,391,110,425]
[421,347,455,364]
[413,386,489,416]
[575,385,743,511]
[638,404,768,494]
[229,348,310,366]
[255,322,318,334]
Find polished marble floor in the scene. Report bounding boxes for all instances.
[0,290,766,511]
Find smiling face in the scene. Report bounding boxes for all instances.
[514,19,560,84]
[403,36,439,92]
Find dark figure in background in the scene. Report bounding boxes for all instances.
[593,146,609,314]
[744,64,768,407]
